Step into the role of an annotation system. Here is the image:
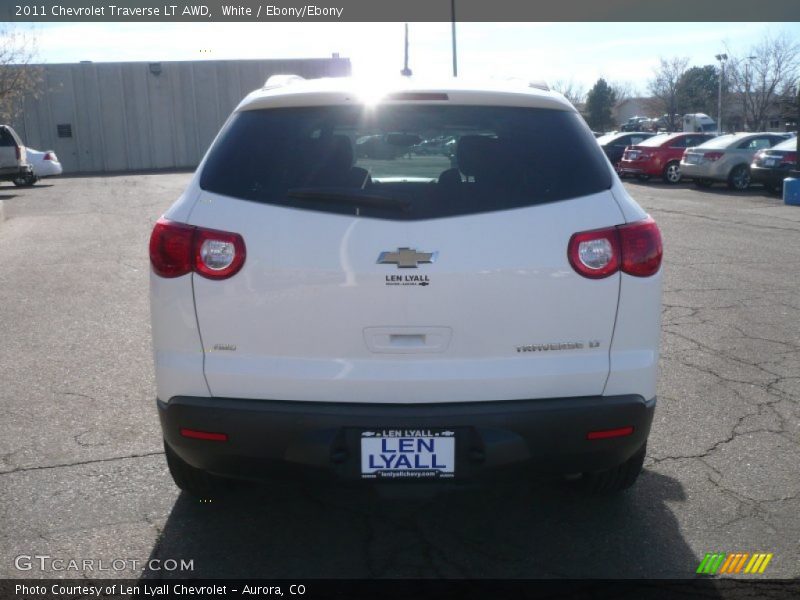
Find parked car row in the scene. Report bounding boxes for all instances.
[0,124,63,187]
[618,132,717,183]
[619,113,717,134]
[608,130,797,194]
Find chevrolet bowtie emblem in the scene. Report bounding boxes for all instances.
[377,247,437,268]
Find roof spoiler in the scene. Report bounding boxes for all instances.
[528,80,550,91]
[263,74,305,89]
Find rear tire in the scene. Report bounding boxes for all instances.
[662,161,682,184]
[764,181,782,196]
[693,178,713,188]
[13,172,36,187]
[569,444,647,494]
[164,441,225,498]
[727,165,751,191]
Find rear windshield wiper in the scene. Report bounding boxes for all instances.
[286,188,411,212]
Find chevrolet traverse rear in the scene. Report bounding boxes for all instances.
[149,77,663,497]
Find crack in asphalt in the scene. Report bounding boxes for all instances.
[0,451,165,476]
[654,206,800,233]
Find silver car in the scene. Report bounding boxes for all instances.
[681,132,788,190]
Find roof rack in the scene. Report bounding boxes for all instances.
[262,74,305,89]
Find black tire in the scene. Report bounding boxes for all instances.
[164,441,224,498]
[662,160,682,184]
[693,178,713,188]
[13,172,37,187]
[727,164,751,191]
[569,444,647,495]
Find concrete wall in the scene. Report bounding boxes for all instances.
[614,98,655,126]
[12,57,351,173]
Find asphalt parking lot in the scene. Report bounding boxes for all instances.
[0,173,798,580]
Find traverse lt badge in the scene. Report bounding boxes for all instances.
[377,247,437,268]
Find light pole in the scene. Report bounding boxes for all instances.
[451,0,458,77]
[743,55,756,130]
[400,23,412,77]
[715,53,728,134]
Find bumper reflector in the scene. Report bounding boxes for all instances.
[180,428,228,442]
[586,426,634,440]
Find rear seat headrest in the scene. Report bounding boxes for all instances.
[456,135,499,178]
[300,135,355,172]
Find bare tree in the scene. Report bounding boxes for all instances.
[726,32,800,131]
[648,57,690,131]
[0,26,42,123]
[551,79,586,106]
[609,80,636,105]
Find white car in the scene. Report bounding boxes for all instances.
[0,125,34,186]
[149,77,663,497]
[14,148,63,185]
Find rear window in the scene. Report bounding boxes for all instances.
[695,134,737,150]
[595,133,620,145]
[200,105,612,220]
[638,134,673,147]
[771,138,798,151]
[0,128,17,147]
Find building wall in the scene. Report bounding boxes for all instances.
[614,98,654,126]
[13,57,351,173]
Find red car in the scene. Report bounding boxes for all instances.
[618,132,718,184]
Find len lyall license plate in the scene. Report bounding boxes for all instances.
[361,429,455,480]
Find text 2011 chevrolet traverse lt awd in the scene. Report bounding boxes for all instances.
[149,77,663,497]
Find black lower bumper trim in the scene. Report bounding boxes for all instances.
[158,394,655,482]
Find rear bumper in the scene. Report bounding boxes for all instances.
[680,161,730,181]
[618,161,659,177]
[159,394,655,482]
[750,165,790,187]
[0,164,32,180]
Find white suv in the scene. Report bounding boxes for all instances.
[149,77,663,497]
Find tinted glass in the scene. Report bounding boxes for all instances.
[638,134,673,147]
[200,106,612,220]
[0,128,15,147]
[595,133,619,145]
[739,137,773,150]
[771,138,798,151]
[696,134,738,150]
[685,135,715,147]
[667,137,689,148]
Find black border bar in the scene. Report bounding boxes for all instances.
[3,579,800,600]
[1,0,800,22]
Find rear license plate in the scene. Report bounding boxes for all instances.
[763,158,778,167]
[360,429,455,480]
[686,155,699,164]
[628,151,639,159]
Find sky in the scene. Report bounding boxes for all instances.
[20,21,800,95]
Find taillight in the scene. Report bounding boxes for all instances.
[781,152,797,166]
[703,151,723,162]
[194,227,246,279]
[43,152,53,161]
[149,218,245,280]
[568,217,662,279]
[618,218,663,277]
[180,428,228,442]
[15,146,20,161]
[587,426,634,440]
[567,226,620,279]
